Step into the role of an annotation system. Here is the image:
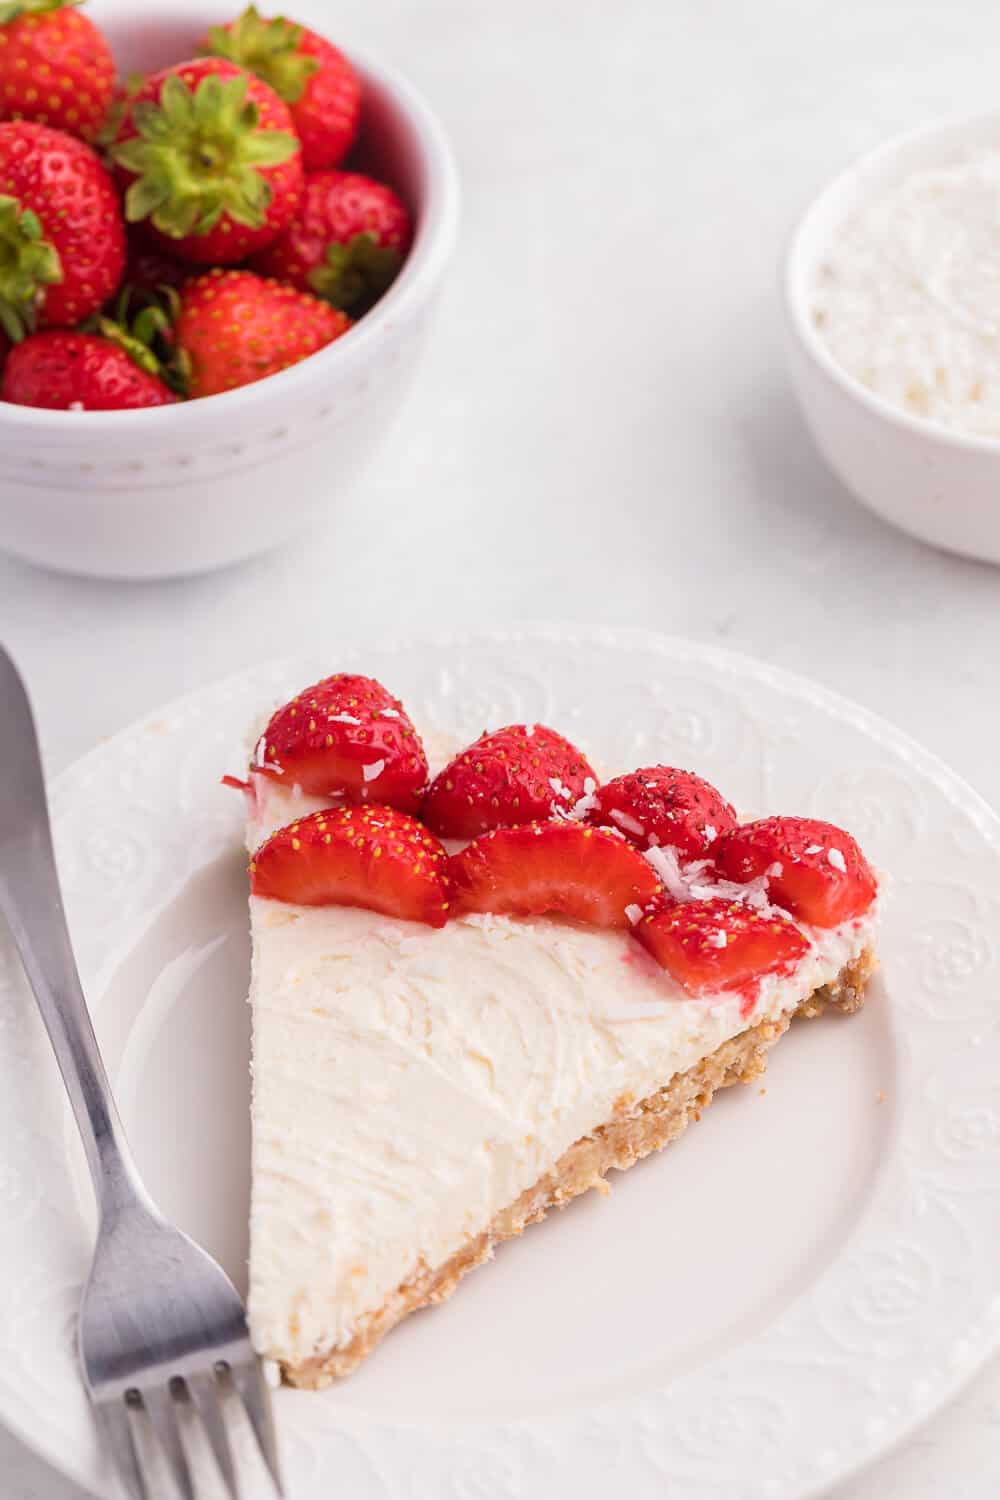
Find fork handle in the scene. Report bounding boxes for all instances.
[0,647,146,1218]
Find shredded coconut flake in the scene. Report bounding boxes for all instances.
[708,930,728,948]
[804,844,823,856]
[524,724,536,737]
[548,776,573,801]
[624,903,644,926]
[827,847,847,872]
[381,708,400,718]
[643,844,690,901]
[643,846,774,910]
[328,712,362,725]
[704,825,717,843]
[609,808,646,837]
[363,758,386,782]
[565,788,600,821]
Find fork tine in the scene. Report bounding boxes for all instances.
[141,1386,196,1500]
[95,1399,149,1500]
[229,1357,285,1497]
[186,1371,241,1500]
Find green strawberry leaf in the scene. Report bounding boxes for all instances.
[199,4,320,105]
[123,169,171,222]
[110,70,299,241]
[0,193,62,340]
[242,129,300,166]
[309,233,402,314]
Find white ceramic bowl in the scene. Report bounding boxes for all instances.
[784,112,1000,566]
[0,1,459,580]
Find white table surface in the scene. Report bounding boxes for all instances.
[3,0,1000,1494]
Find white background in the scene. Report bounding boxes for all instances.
[3,0,1000,1494]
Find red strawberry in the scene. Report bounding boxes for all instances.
[175,269,350,397]
[200,6,360,171]
[713,816,877,928]
[1,330,178,409]
[251,169,411,313]
[251,806,451,926]
[111,58,303,265]
[423,725,598,841]
[634,898,808,998]
[253,673,428,809]
[449,821,662,928]
[587,766,737,858]
[0,0,115,142]
[0,121,125,336]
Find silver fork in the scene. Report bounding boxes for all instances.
[0,646,284,1500]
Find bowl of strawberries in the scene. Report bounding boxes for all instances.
[0,0,458,579]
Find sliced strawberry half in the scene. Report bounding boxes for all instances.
[422,724,598,839]
[634,898,809,997]
[253,674,428,809]
[250,805,451,925]
[713,816,876,928]
[448,821,661,928]
[586,766,737,857]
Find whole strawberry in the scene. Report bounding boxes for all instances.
[252,169,412,312]
[1,330,178,409]
[0,0,115,141]
[200,5,360,171]
[111,58,303,265]
[0,121,125,336]
[175,269,351,397]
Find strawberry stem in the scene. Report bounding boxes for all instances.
[0,195,62,341]
[200,5,320,105]
[111,71,299,240]
[308,233,402,313]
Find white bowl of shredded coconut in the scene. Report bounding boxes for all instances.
[784,112,1000,564]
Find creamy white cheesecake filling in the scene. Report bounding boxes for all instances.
[247,892,876,1366]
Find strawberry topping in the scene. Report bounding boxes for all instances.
[449,821,661,928]
[713,816,877,928]
[634,898,809,999]
[587,766,737,857]
[422,724,598,839]
[254,673,428,809]
[251,805,450,926]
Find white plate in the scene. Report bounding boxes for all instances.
[2,627,999,1500]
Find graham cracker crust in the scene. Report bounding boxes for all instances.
[283,947,877,1388]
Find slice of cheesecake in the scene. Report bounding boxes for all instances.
[232,674,879,1388]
